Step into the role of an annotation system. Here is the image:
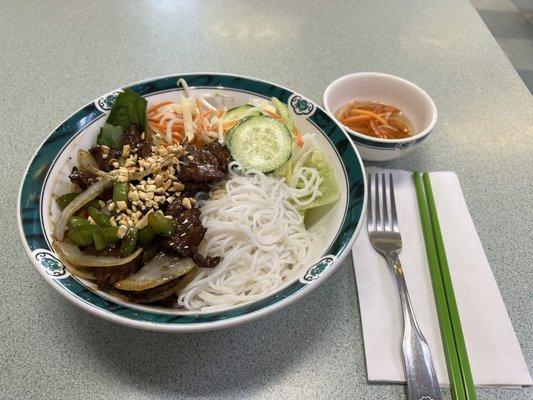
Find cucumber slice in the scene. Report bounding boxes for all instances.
[224,105,260,123]
[227,115,293,173]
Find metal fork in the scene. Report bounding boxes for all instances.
[367,173,442,400]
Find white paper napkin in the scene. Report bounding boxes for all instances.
[352,168,532,387]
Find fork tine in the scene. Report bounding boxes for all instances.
[381,173,390,231]
[366,173,374,230]
[389,173,399,232]
[374,173,382,230]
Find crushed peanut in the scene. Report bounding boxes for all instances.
[129,191,139,202]
[135,214,149,229]
[117,225,128,239]
[182,197,192,209]
[75,139,195,238]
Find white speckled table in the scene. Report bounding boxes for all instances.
[1,0,531,399]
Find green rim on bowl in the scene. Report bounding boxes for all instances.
[18,73,366,331]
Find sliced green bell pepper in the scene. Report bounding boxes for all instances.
[120,227,138,256]
[148,213,176,237]
[66,226,94,246]
[138,226,156,245]
[112,182,129,203]
[56,193,79,210]
[87,206,111,227]
[92,227,120,251]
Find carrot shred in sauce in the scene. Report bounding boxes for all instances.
[336,100,413,139]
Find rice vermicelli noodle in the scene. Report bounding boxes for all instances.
[177,162,317,311]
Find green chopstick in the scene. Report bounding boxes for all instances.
[422,173,477,400]
[413,172,466,400]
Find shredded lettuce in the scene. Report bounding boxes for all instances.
[297,150,339,210]
[274,135,339,213]
[271,97,294,131]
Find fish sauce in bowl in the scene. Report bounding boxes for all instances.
[336,100,413,139]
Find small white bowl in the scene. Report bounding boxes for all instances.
[323,72,437,161]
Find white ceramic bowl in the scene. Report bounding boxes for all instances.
[323,72,437,161]
[18,73,367,332]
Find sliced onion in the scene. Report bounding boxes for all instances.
[53,178,113,241]
[117,267,198,304]
[115,252,195,291]
[77,149,105,177]
[65,263,96,280]
[127,280,182,304]
[174,267,199,292]
[53,240,142,267]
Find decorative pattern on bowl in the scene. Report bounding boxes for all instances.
[289,94,315,116]
[95,90,123,112]
[34,249,67,278]
[301,256,337,283]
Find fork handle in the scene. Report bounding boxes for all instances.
[387,255,443,400]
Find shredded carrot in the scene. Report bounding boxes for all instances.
[189,134,201,145]
[151,122,176,132]
[149,111,180,124]
[341,115,373,123]
[197,115,206,133]
[195,99,202,116]
[369,120,386,139]
[223,120,239,130]
[201,110,214,119]
[293,126,304,148]
[148,101,174,114]
[263,109,283,120]
[163,116,184,126]
[349,109,391,126]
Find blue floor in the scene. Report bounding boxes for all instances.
[471,0,533,93]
